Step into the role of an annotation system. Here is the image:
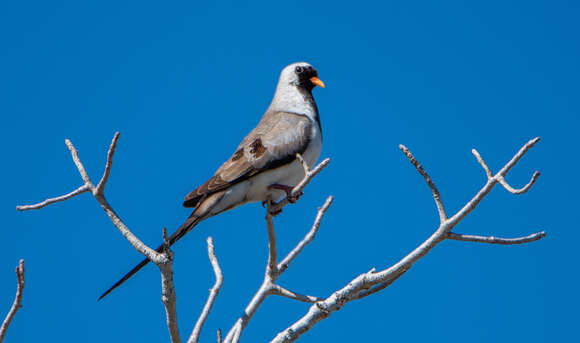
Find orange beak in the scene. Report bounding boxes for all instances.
[309,76,325,88]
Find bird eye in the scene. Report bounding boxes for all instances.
[295,66,303,74]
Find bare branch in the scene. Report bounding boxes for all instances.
[497,137,540,176]
[265,204,279,279]
[399,144,447,223]
[16,133,182,341]
[448,231,546,244]
[161,259,181,343]
[472,149,493,179]
[497,171,540,194]
[18,133,165,263]
[271,138,545,343]
[65,139,94,187]
[95,132,120,195]
[231,326,242,343]
[189,237,224,343]
[224,195,334,343]
[217,329,222,343]
[16,184,90,211]
[278,196,334,273]
[271,285,322,303]
[353,270,407,300]
[0,260,25,343]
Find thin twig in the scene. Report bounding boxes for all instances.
[0,260,25,343]
[497,172,540,195]
[18,133,165,263]
[271,285,322,303]
[16,184,90,211]
[448,231,546,244]
[224,195,334,343]
[65,139,94,187]
[278,196,334,273]
[16,133,181,342]
[270,138,545,343]
[496,137,540,177]
[472,149,493,179]
[95,132,120,195]
[189,237,224,343]
[265,204,279,279]
[399,144,447,223]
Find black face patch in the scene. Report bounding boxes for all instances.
[249,138,267,157]
[295,65,318,92]
[231,148,244,161]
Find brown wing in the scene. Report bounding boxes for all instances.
[183,111,312,208]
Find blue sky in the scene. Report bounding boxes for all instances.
[1,1,578,342]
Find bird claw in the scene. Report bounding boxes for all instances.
[287,190,304,203]
[262,200,283,216]
[268,206,283,216]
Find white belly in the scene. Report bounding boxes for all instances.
[208,124,322,215]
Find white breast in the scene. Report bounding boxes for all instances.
[208,120,322,216]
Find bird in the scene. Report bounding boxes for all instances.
[99,62,325,300]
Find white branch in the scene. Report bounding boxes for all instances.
[16,184,90,211]
[266,205,279,279]
[95,132,120,195]
[448,231,546,244]
[189,237,224,343]
[497,172,540,194]
[16,133,183,342]
[271,285,322,303]
[472,148,493,179]
[161,228,181,343]
[278,196,333,274]
[17,132,165,263]
[223,192,333,343]
[270,138,545,343]
[0,260,25,343]
[399,144,447,223]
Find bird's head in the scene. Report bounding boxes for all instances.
[279,62,325,92]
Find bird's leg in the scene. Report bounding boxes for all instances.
[268,183,303,203]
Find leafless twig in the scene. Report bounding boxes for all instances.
[0,260,25,343]
[189,237,224,343]
[222,159,333,343]
[270,138,545,343]
[399,144,447,222]
[16,133,182,342]
[448,231,546,244]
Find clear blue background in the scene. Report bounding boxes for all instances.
[1,1,577,342]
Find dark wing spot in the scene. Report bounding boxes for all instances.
[231,148,244,161]
[249,138,267,158]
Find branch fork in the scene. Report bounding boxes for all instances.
[17,132,332,343]
[222,155,333,343]
[15,132,545,343]
[270,137,545,343]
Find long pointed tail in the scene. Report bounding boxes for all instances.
[98,214,202,300]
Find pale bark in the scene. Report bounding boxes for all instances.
[0,260,25,343]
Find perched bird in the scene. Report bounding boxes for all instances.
[99,62,325,300]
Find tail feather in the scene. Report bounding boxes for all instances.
[98,215,201,301]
